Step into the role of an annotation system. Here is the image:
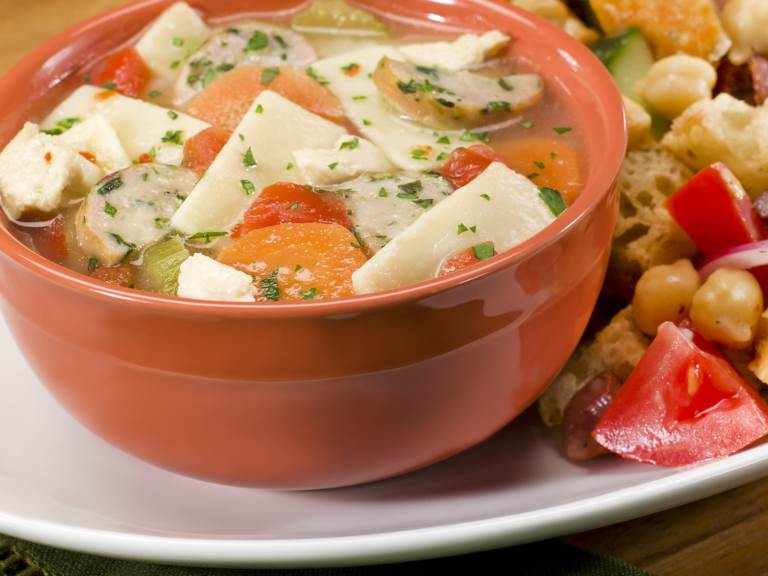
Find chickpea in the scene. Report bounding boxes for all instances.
[637,55,717,120]
[632,259,701,336]
[623,96,651,150]
[690,268,763,349]
[721,0,768,65]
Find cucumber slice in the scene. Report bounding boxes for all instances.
[137,237,190,296]
[592,27,654,102]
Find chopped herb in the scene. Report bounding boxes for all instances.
[149,90,162,98]
[172,37,185,47]
[102,82,117,90]
[362,118,372,126]
[352,95,367,101]
[161,130,184,145]
[398,180,423,195]
[175,192,187,202]
[241,179,256,195]
[259,270,281,302]
[290,202,300,210]
[217,63,235,72]
[459,131,491,144]
[436,98,455,108]
[521,121,535,129]
[286,161,294,170]
[534,160,546,169]
[154,217,169,227]
[242,147,257,168]
[472,242,495,261]
[470,225,477,233]
[341,62,359,73]
[301,287,318,300]
[436,152,449,162]
[167,110,179,120]
[238,133,245,141]
[255,103,264,114]
[246,30,269,51]
[97,175,123,196]
[554,126,572,134]
[480,193,491,201]
[42,117,81,136]
[148,146,157,159]
[186,74,199,86]
[141,173,149,182]
[498,78,513,91]
[187,231,227,243]
[111,233,136,250]
[378,187,388,197]
[202,68,218,87]
[416,65,439,78]
[170,60,181,69]
[104,202,117,217]
[397,192,418,201]
[436,135,451,145]
[549,151,558,159]
[526,172,540,180]
[398,80,419,94]
[87,257,98,272]
[339,137,360,151]
[273,34,288,48]
[457,223,469,234]
[414,199,433,208]
[483,101,510,114]
[295,264,302,272]
[261,67,280,85]
[328,162,339,170]
[411,147,430,160]
[539,187,567,216]
[306,67,329,85]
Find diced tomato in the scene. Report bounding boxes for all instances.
[440,144,500,189]
[439,139,581,204]
[218,223,367,301]
[92,48,151,99]
[667,163,767,257]
[186,67,346,133]
[232,182,351,237]
[592,322,768,466]
[438,248,482,276]
[137,153,154,164]
[182,127,230,173]
[28,215,68,263]
[91,264,135,288]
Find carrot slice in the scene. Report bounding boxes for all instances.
[186,67,347,132]
[218,223,367,301]
[92,48,151,99]
[91,264,135,288]
[232,182,351,237]
[493,137,582,205]
[182,127,231,173]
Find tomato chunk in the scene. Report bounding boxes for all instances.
[667,163,767,257]
[440,144,499,189]
[218,223,367,301]
[592,322,768,466]
[92,48,151,99]
[437,242,496,276]
[232,182,351,237]
[91,264,135,288]
[186,67,346,132]
[182,127,230,173]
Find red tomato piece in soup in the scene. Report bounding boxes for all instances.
[440,144,499,189]
[91,264,135,288]
[182,127,230,173]
[232,182,351,237]
[437,242,496,276]
[186,67,346,133]
[92,48,151,99]
[592,322,768,466]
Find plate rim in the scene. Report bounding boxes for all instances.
[1,443,768,568]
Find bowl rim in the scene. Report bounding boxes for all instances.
[0,0,627,318]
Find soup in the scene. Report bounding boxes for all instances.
[0,0,585,303]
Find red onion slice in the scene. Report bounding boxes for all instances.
[698,239,768,279]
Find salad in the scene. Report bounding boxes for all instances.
[0,0,583,303]
[531,0,768,467]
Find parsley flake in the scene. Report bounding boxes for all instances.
[187,231,227,243]
[539,187,567,216]
[104,202,117,217]
[241,179,256,195]
[242,147,257,168]
[261,67,280,85]
[87,257,98,272]
[167,110,179,120]
[472,242,495,261]
[339,137,360,151]
[554,126,572,134]
[328,162,339,170]
[97,176,123,196]
[161,130,184,145]
[459,131,491,144]
[301,287,318,300]
[255,104,264,114]
[259,270,281,302]
[246,30,269,51]
[172,37,185,47]
[521,121,535,129]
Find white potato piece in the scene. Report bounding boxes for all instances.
[136,2,210,84]
[293,135,395,186]
[352,162,556,293]
[0,123,102,220]
[399,31,510,71]
[76,164,198,266]
[177,253,256,302]
[171,90,347,235]
[42,86,209,164]
[58,114,131,173]
[173,22,317,105]
[311,46,469,170]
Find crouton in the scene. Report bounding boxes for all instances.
[749,310,768,384]
[538,306,651,426]
[623,96,651,150]
[606,144,697,301]
[589,0,731,62]
[661,93,768,197]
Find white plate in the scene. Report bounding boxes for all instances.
[2,315,768,568]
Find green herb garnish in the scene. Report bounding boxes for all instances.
[187,231,227,243]
[539,187,567,216]
[161,130,184,145]
[472,242,495,261]
[246,30,269,51]
[339,137,360,151]
[259,269,281,302]
[554,126,572,134]
[301,287,318,301]
[97,175,123,196]
[261,67,280,85]
[242,147,257,168]
[104,202,117,217]
[241,179,256,195]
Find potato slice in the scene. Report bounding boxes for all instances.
[372,57,543,130]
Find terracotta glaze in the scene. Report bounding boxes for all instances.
[0,0,626,489]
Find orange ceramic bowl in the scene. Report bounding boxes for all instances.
[0,0,625,489]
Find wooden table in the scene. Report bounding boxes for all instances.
[1,2,764,574]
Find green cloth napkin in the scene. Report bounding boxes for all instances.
[0,534,651,576]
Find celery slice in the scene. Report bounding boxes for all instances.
[137,237,190,295]
[292,0,388,36]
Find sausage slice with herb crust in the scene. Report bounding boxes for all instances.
[76,164,199,266]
